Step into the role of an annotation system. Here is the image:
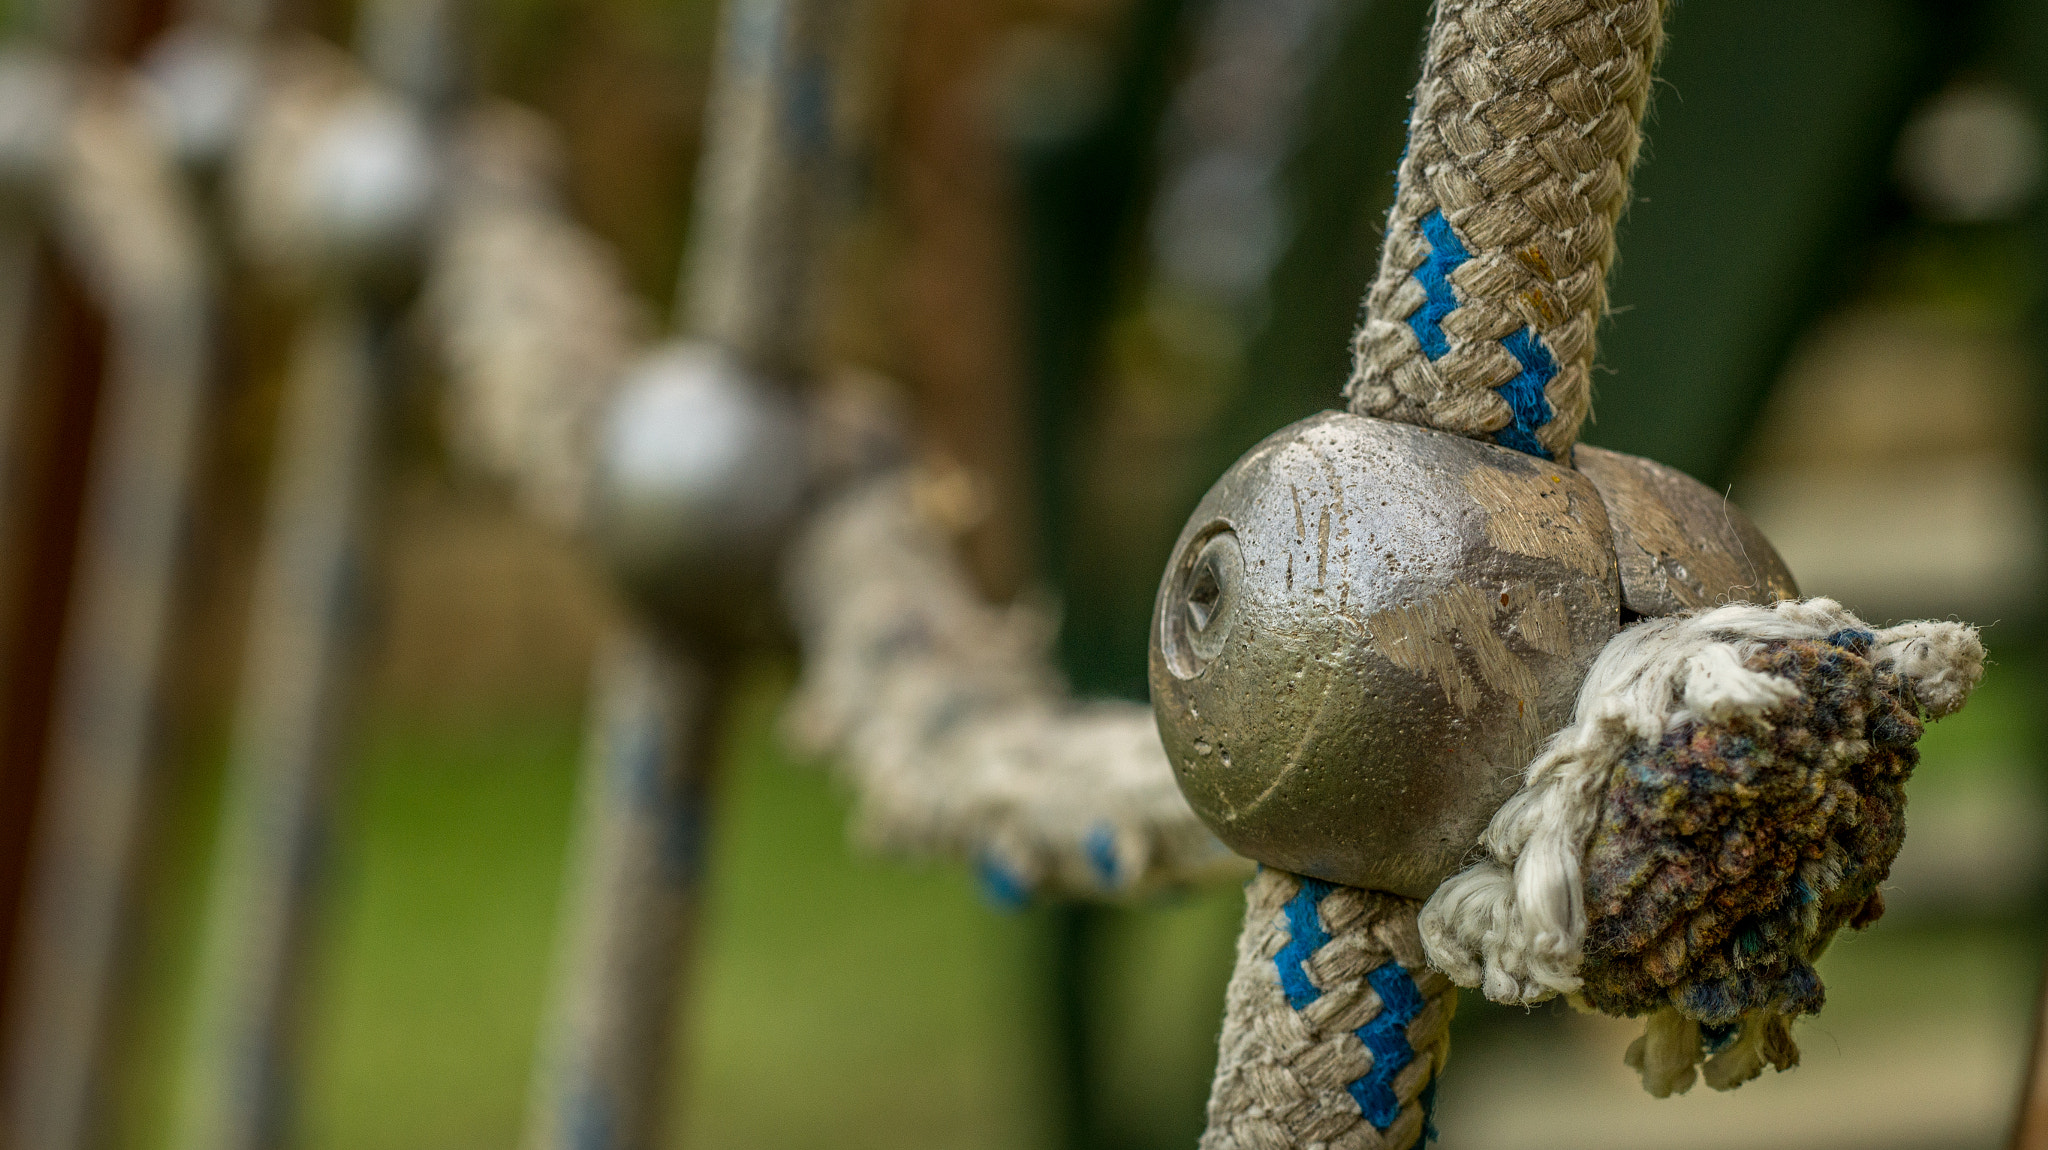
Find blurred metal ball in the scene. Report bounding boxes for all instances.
[589,340,808,640]
[296,91,437,268]
[1149,412,1620,896]
[140,25,259,171]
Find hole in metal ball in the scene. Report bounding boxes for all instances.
[1163,525,1241,678]
[1186,554,1221,632]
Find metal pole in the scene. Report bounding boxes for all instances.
[167,1,453,1145]
[520,1,859,1146]
[0,73,215,1150]
[166,289,388,1150]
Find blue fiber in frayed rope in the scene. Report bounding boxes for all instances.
[1828,628,1876,652]
[1406,210,1557,462]
[1350,961,1428,1130]
[1272,877,1338,1009]
[976,855,1031,910]
[1086,824,1120,888]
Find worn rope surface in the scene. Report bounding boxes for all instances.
[1420,598,1985,1095]
[1347,0,1667,460]
[1204,869,1454,1150]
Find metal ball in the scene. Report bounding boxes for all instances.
[589,340,808,641]
[1574,445,1798,617]
[140,25,260,171]
[1149,411,1620,896]
[296,91,438,267]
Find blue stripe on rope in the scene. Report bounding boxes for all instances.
[1405,210,1556,461]
[1271,878,1436,1135]
[1494,329,1558,459]
[976,854,1031,910]
[1349,961,1428,1130]
[1406,212,1468,359]
[1085,824,1120,888]
[1272,877,1338,1009]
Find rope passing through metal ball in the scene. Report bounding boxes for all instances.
[1156,0,1989,1143]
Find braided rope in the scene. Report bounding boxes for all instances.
[680,0,850,377]
[1203,869,1454,1150]
[521,632,717,1150]
[1199,2,1671,1136]
[784,470,1245,899]
[174,5,459,1141]
[171,287,382,1150]
[1346,0,1668,461]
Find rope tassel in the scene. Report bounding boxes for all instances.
[1419,598,1986,1095]
[1203,870,1454,1150]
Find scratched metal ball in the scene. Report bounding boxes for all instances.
[1149,411,1621,896]
[589,340,808,641]
[1574,445,1798,616]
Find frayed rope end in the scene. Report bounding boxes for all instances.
[1419,598,1983,1096]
